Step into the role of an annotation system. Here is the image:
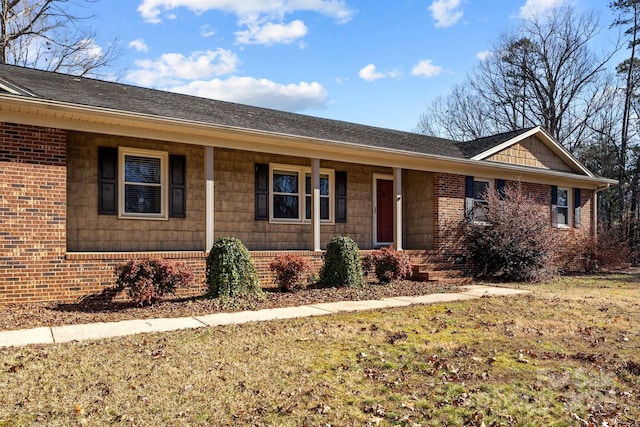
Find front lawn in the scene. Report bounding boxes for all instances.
[1,272,639,426]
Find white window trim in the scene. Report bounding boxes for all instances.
[269,163,334,224]
[556,187,571,228]
[118,147,169,220]
[472,178,493,225]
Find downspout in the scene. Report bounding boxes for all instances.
[593,183,612,239]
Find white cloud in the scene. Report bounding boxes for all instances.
[476,50,492,61]
[411,59,443,78]
[129,39,149,52]
[137,0,355,24]
[200,24,215,38]
[124,47,327,112]
[519,0,564,19]
[126,49,239,87]
[358,64,400,82]
[171,76,328,111]
[358,64,385,82]
[429,0,463,28]
[235,20,307,45]
[138,0,354,46]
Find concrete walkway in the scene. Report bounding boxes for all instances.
[0,285,529,348]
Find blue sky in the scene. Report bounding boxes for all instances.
[84,0,621,133]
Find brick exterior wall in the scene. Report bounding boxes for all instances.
[433,172,466,256]
[1,123,68,303]
[431,175,595,274]
[0,121,599,305]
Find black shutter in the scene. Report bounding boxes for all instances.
[169,155,186,218]
[496,179,505,200]
[574,188,581,228]
[335,171,347,223]
[551,185,558,226]
[255,164,269,221]
[465,176,474,219]
[98,146,117,215]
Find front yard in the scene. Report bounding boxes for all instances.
[1,272,639,426]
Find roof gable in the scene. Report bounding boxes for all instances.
[468,127,593,177]
[487,135,574,172]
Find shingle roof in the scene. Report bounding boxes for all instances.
[457,128,536,158]
[0,64,472,159]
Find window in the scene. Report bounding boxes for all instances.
[272,169,299,219]
[557,187,569,227]
[305,173,330,220]
[270,164,334,223]
[119,148,168,219]
[466,178,491,223]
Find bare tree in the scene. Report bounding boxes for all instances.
[417,7,616,152]
[415,84,495,140]
[0,0,120,77]
[611,0,640,247]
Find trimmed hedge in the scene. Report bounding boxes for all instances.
[319,236,364,287]
[206,237,261,298]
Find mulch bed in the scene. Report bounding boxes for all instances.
[0,281,458,332]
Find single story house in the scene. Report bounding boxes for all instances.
[0,64,616,304]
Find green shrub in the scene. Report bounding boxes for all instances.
[319,236,364,287]
[206,237,262,298]
[114,258,194,306]
[364,246,412,283]
[269,254,311,292]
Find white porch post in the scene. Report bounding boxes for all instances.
[205,146,215,251]
[312,159,321,251]
[393,167,403,250]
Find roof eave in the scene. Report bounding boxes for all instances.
[0,95,616,190]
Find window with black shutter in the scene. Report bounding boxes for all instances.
[169,155,186,218]
[335,171,347,223]
[97,146,186,219]
[98,146,118,215]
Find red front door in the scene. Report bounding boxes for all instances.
[376,179,393,244]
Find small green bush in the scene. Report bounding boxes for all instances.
[319,236,364,287]
[114,258,194,306]
[206,237,262,298]
[364,246,412,283]
[269,254,311,292]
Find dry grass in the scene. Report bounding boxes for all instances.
[1,272,640,426]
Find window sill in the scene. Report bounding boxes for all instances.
[270,219,335,226]
[118,214,168,221]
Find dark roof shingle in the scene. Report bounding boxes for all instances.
[0,64,471,159]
